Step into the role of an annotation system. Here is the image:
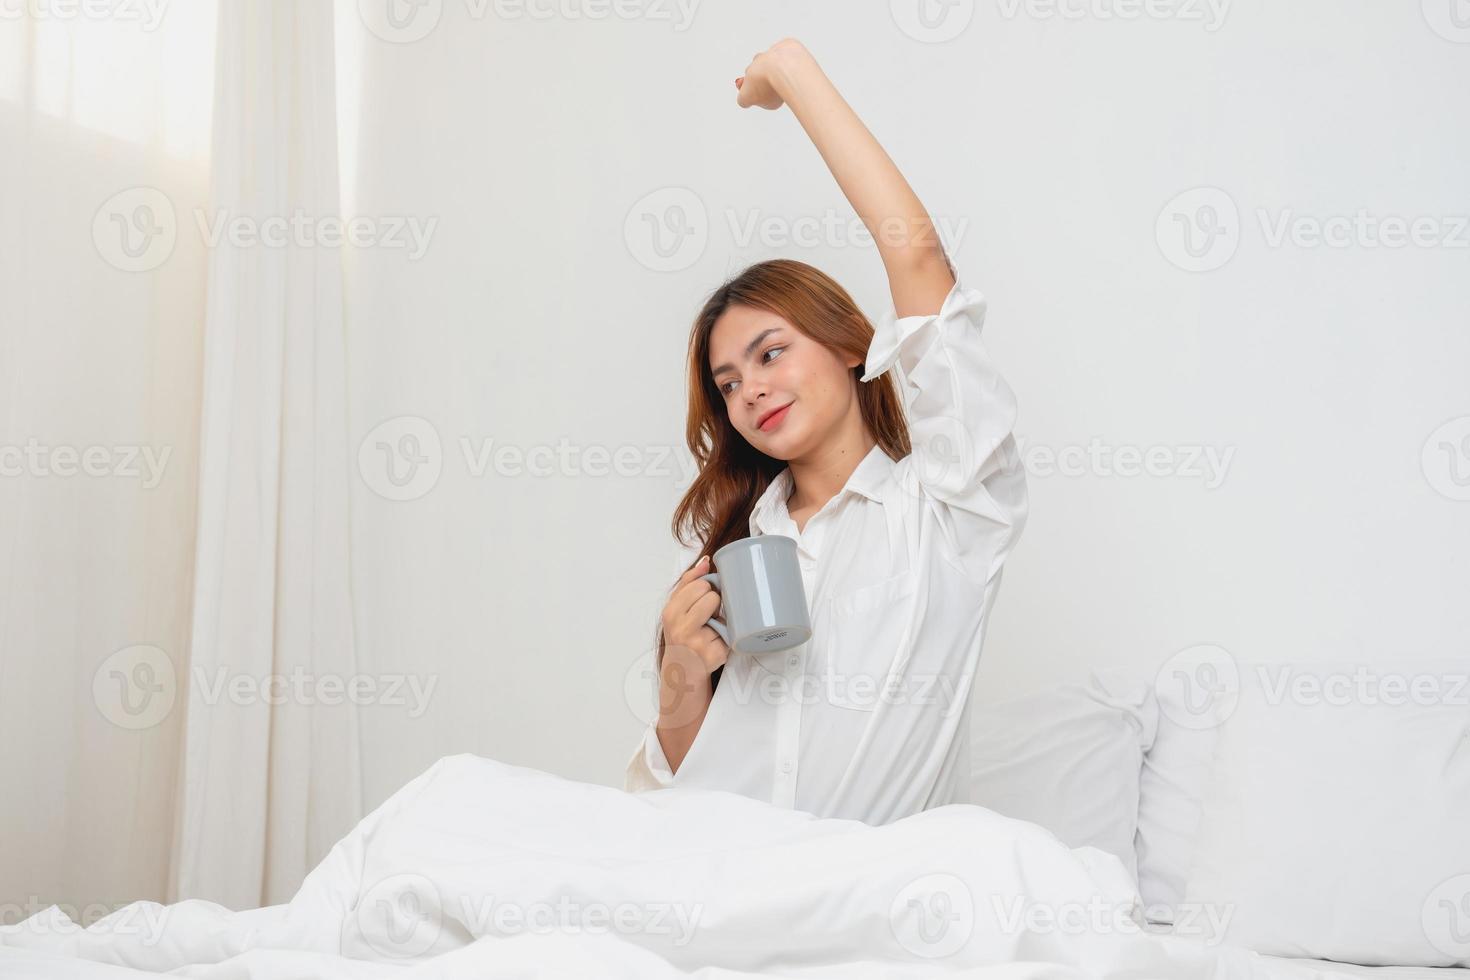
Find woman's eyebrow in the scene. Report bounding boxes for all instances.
[711,327,785,378]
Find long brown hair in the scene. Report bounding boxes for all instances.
[655,259,912,694]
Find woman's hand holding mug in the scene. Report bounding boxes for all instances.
[660,555,731,679]
[655,538,811,736]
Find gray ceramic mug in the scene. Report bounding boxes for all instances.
[699,534,812,656]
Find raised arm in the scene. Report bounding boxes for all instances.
[736,38,956,318]
[738,41,1028,585]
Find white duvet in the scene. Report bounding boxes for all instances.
[1,754,1348,979]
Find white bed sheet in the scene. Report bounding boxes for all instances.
[1156,927,1470,980]
[1262,959,1470,980]
[0,754,1404,979]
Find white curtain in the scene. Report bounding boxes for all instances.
[0,1,216,919]
[1,0,362,916]
[171,0,362,909]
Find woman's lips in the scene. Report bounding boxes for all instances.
[758,403,793,432]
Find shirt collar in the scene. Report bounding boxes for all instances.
[750,443,892,534]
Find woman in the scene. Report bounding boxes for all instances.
[625,38,1028,826]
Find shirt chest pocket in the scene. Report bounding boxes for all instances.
[820,568,919,711]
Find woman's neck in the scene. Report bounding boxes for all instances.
[785,429,877,517]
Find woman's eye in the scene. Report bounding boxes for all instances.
[717,347,784,396]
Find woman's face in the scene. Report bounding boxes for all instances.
[708,303,861,460]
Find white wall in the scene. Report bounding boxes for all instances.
[334,0,1470,811]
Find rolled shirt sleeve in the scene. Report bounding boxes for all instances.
[860,275,1028,583]
[624,719,676,793]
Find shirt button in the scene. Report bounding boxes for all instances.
[780,761,793,774]
[788,654,799,666]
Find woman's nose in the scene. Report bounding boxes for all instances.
[743,381,772,406]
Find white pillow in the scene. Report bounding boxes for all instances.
[969,667,1156,881]
[1135,644,1243,924]
[1183,660,1470,966]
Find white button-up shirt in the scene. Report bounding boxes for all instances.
[624,274,1028,826]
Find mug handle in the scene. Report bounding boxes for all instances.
[697,572,730,645]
